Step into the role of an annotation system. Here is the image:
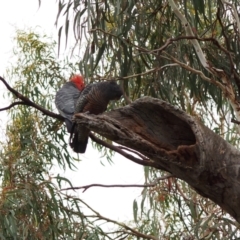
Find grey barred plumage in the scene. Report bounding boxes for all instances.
[55,81,82,132]
[55,75,85,133]
[70,81,123,153]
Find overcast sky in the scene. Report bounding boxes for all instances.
[0,0,144,222]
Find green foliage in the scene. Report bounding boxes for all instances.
[0,30,159,240]
[57,0,240,237]
[138,167,240,239]
[0,31,103,239]
[56,0,240,147]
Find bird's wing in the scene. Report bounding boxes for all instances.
[55,82,81,119]
[74,83,94,113]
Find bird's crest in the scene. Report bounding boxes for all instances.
[70,75,85,91]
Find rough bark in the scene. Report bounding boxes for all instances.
[74,97,240,222]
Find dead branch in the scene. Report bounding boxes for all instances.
[61,174,174,192]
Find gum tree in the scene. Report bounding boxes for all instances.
[1,0,240,239]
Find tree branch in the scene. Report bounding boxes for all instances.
[77,197,160,240]
[89,133,161,168]
[231,118,240,125]
[61,174,173,192]
[163,52,240,133]
[74,97,240,222]
[118,146,149,160]
[61,183,160,192]
[0,101,28,111]
[0,76,63,120]
[163,52,224,88]
[60,192,158,240]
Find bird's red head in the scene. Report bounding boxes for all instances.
[70,75,85,91]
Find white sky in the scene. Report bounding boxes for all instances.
[0,0,144,222]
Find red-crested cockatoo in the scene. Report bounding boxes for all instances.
[55,75,85,133]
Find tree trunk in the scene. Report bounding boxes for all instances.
[75,97,240,222]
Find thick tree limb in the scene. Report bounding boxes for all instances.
[75,97,240,222]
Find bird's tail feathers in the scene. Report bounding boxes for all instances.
[71,135,88,153]
[69,124,89,153]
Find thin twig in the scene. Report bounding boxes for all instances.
[61,183,159,192]
[118,146,149,160]
[77,197,160,240]
[90,28,153,55]
[91,64,178,82]
[0,101,27,111]
[162,52,224,89]
[61,174,174,192]
[89,133,160,168]
[119,80,132,104]
[60,195,156,239]
[175,181,192,202]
